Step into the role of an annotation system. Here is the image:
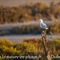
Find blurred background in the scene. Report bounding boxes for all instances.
[0,0,60,42]
[0,0,60,60]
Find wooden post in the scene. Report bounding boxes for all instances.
[41,30,51,60]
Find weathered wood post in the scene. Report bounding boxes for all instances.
[39,19,51,60]
[41,30,51,60]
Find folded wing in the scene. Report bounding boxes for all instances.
[40,22,48,29]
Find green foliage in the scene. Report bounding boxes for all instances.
[15,42,38,55]
[0,38,13,47]
[0,38,60,60]
[0,38,20,56]
[48,39,60,55]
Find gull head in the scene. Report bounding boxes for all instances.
[39,19,43,23]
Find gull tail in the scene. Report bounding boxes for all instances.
[46,28,48,29]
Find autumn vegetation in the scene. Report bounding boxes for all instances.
[0,2,60,35]
[0,38,60,60]
[0,2,60,60]
[0,22,60,35]
[10,23,60,35]
[0,2,60,24]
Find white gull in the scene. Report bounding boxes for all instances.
[39,19,48,29]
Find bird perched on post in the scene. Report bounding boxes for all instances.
[39,19,49,60]
[39,19,48,30]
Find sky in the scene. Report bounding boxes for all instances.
[0,0,60,7]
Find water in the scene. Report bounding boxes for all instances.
[0,20,60,29]
[0,34,60,43]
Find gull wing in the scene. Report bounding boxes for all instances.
[40,22,48,29]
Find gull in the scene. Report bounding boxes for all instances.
[39,19,48,30]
